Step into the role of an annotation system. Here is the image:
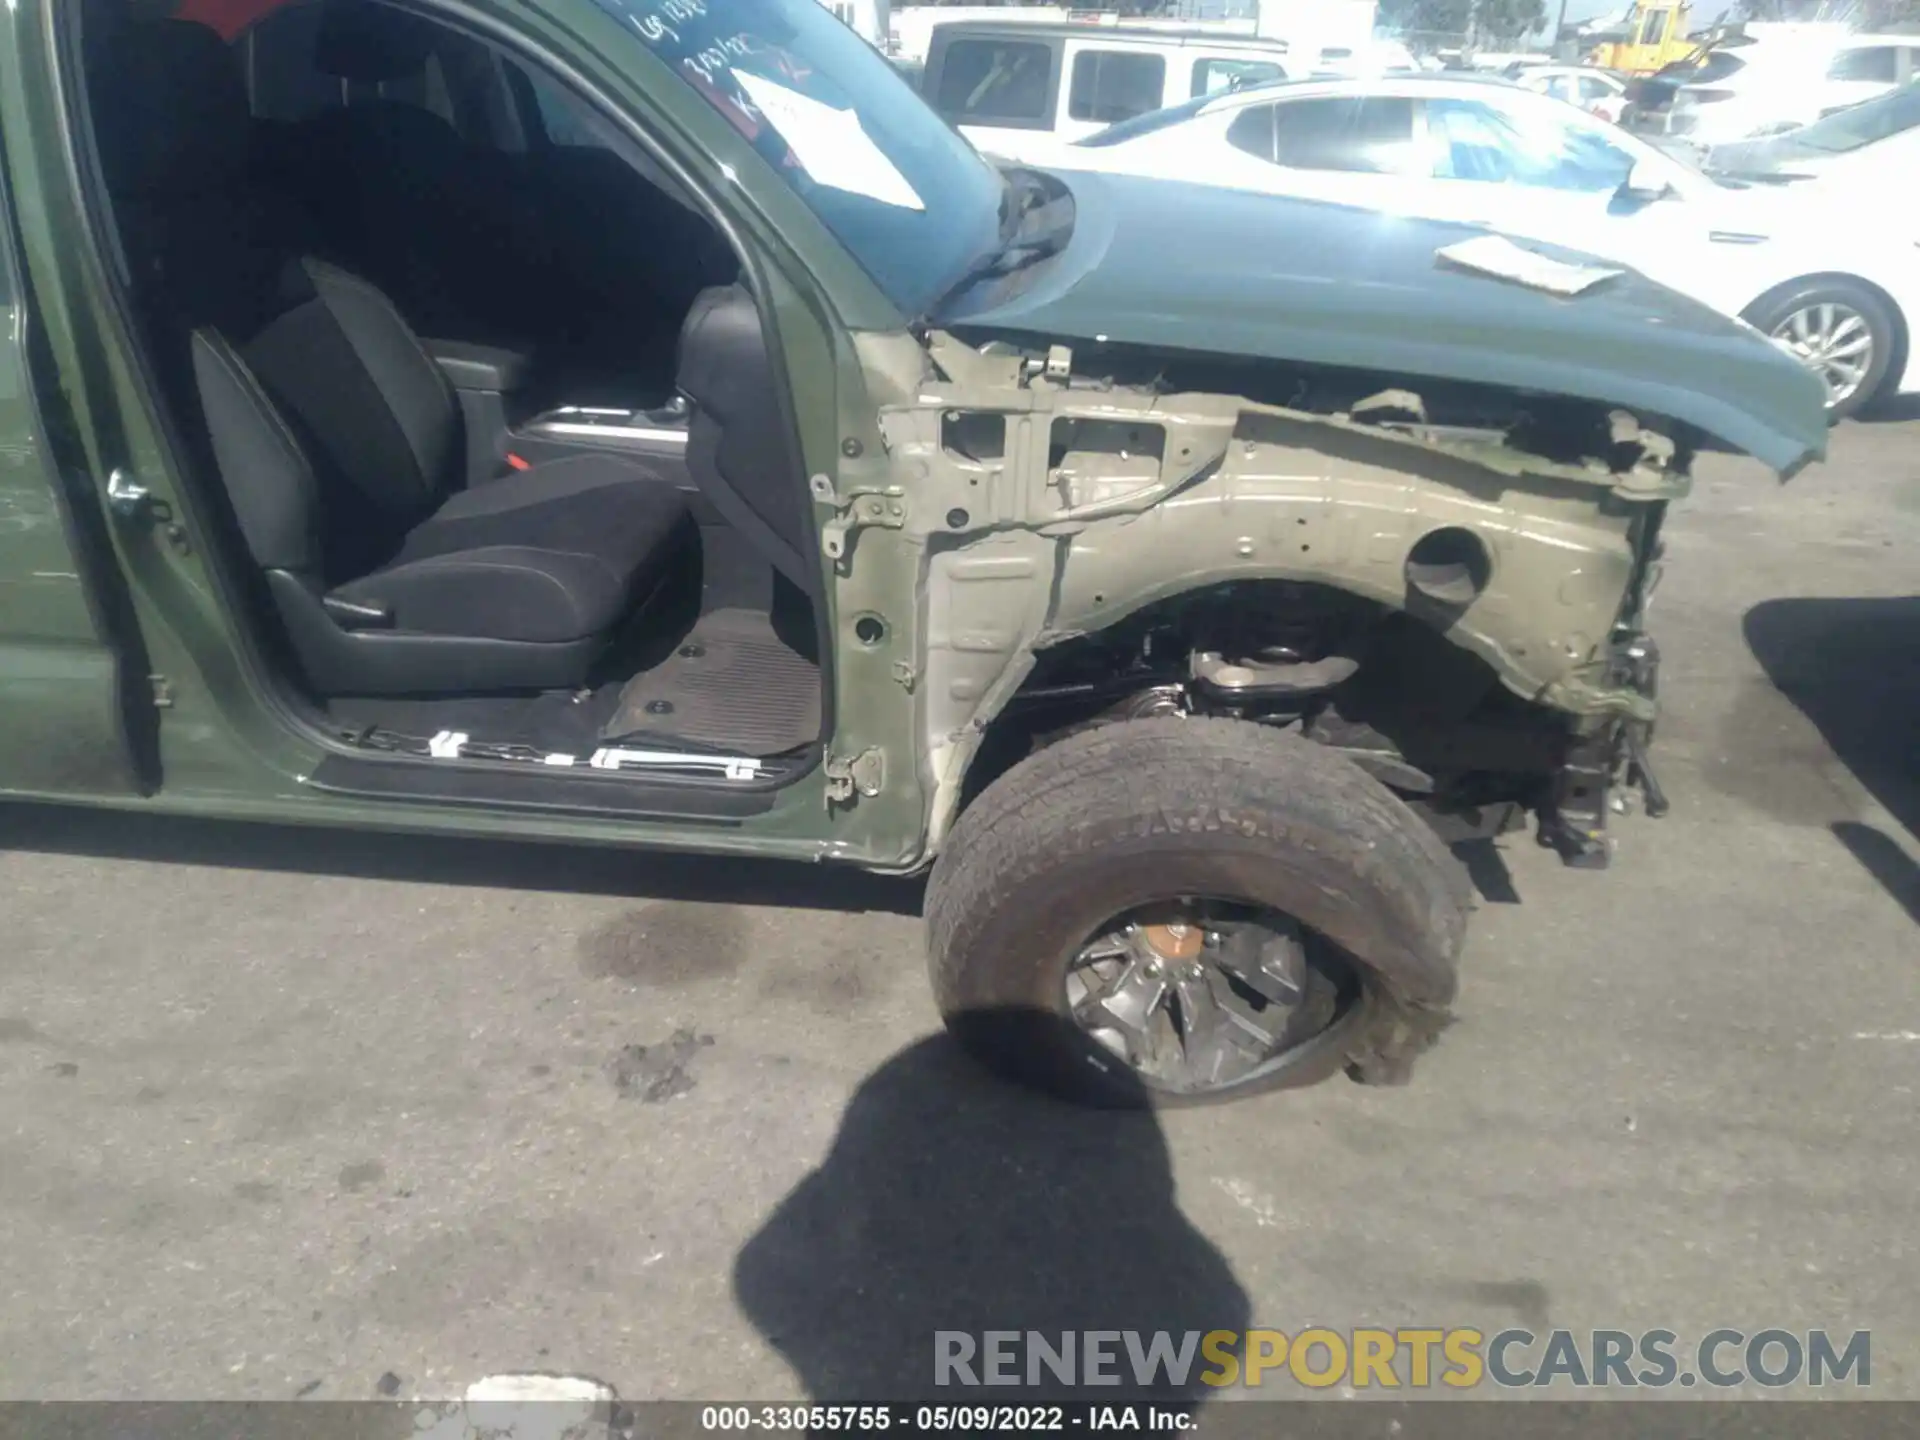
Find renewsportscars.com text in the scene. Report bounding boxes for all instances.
[933,1328,1871,1390]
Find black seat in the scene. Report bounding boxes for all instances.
[91,19,694,697]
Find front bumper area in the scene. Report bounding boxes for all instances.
[1538,631,1669,869]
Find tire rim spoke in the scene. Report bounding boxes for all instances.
[1166,969,1254,1089]
[1775,303,1873,405]
[1211,922,1308,1009]
[1065,901,1329,1094]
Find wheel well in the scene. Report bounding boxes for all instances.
[1742,271,1911,382]
[953,579,1567,819]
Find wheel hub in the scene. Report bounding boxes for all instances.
[1140,921,1204,963]
[1064,900,1323,1095]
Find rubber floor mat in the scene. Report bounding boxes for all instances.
[601,608,820,755]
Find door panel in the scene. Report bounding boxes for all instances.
[0,114,155,796]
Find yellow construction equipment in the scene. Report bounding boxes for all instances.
[1589,1,1700,75]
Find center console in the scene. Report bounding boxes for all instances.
[517,397,693,478]
[428,339,695,494]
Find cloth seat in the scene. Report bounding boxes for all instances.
[90,18,694,697]
[332,456,690,645]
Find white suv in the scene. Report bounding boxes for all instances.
[1666,32,1920,148]
[921,21,1296,166]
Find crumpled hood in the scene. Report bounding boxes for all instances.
[939,167,1827,477]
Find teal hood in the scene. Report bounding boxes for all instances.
[939,168,1827,477]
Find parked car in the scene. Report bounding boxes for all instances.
[1073,75,1920,414]
[1627,20,1830,121]
[1704,78,1920,219]
[922,20,1294,164]
[1308,38,1421,78]
[1663,31,1920,148]
[1514,64,1631,124]
[0,0,1823,1105]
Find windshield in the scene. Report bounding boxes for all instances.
[1782,80,1920,153]
[589,0,1004,315]
[1079,79,1294,148]
[1076,91,1219,146]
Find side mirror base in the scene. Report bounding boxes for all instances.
[1619,156,1674,201]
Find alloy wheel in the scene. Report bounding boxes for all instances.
[1063,899,1337,1095]
[1771,302,1875,408]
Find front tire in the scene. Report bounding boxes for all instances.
[925,717,1471,1107]
[1746,278,1898,421]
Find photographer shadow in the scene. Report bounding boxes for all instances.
[732,1026,1250,1404]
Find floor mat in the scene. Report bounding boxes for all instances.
[601,608,820,755]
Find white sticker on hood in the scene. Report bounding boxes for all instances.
[1435,234,1622,297]
[734,70,925,212]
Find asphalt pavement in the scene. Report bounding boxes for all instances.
[1,413,1916,1404]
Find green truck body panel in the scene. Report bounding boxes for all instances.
[944,167,1829,478]
[0,0,1829,871]
[0,43,143,799]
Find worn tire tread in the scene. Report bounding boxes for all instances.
[926,717,1471,1105]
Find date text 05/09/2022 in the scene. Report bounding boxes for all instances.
[699,1405,1193,1432]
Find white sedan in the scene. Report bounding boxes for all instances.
[1068,75,1920,415]
[1512,64,1630,125]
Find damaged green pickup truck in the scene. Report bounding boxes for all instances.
[0,0,1825,1104]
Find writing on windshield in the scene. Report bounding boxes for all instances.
[590,0,1004,314]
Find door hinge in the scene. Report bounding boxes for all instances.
[824,747,885,806]
[1021,343,1073,386]
[150,674,174,708]
[819,487,907,567]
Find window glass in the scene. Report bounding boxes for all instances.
[238,2,344,121]
[1191,57,1285,97]
[1067,50,1167,124]
[1079,89,1214,145]
[594,0,1004,317]
[237,0,456,125]
[1639,8,1670,45]
[521,63,609,147]
[1784,79,1920,152]
[1270,97,1418,173]
[1578,75,1615,102]
[932,38,1053,123]
[1829,46,1898,82]
[1428,97,1634,190]
[1224,104,1276,161]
